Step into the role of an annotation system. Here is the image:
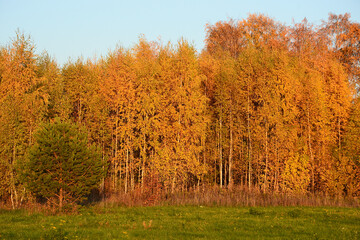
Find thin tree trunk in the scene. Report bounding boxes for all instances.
[224,158,227,187]
[111,128,115,191]
[275,141,279,192]
[219,115,223,188]
[127,108,134,192]
[130,144,134,191]
[10,143,18,209]
[101,140,105,197]
[215,132,217,185]
[247,88,252,190]
[125,148,129,193]
[59,187,63,209]
[229,107,233,188]
[338,117,341,159]
[141,132,146,192]
[265,121,268,192]
[241,137,245,187]
[10,190,15,210]
[172,175,176,193]
[115,111,119,191]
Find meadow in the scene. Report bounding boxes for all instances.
[0,206,359,239]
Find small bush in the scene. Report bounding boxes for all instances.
[21,119,106,211]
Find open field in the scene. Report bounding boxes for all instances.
[0,206,359,239]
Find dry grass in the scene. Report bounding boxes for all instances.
[100,184,360,208]
[2,184,358,211]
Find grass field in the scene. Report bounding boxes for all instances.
[0,206,359,239]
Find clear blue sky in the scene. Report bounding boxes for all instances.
[1,0,359,65]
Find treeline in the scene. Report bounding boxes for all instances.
[0,14,359,208]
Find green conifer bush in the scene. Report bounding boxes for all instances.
[21,119,105,209]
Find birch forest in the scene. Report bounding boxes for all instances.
[1,14,359,208]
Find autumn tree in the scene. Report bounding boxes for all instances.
[339,98,360,196]
[0,32,47,208]
[132,38,162,191]
[99,47,137,193]
[323,13,360,91]
[153,41,208,192]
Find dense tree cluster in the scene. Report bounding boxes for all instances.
[0,14,359,208]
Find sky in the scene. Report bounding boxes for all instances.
[1,0,359,65]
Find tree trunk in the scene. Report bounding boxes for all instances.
[115,110,119,191]
[228,107,233,188]
[202,136,206,191]
[265,121,268,192]
[171,175,176,193]
[247,88,252,190]
[59,187,63,209]
[338,117,341,159]
[101,141,105,198]
[10,190,15,210]
[125,148,129,193]
[219,115,223,188]
[10,143,18,209]
[130,144,134,191]
[141,132,146,192]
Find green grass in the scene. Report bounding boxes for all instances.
[0,206,359,239]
